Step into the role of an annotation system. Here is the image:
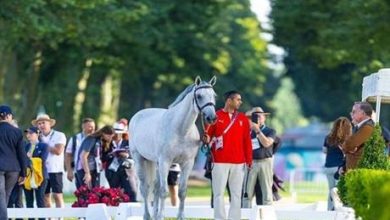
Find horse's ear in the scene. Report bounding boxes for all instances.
[195,76,201,85]
[209,76,217,86]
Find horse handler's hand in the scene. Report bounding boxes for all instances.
[202,134,210,144]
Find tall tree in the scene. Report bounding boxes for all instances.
[270,0,390,121]
[0,0,273,134]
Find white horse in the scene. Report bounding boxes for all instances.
[129,76,217,220]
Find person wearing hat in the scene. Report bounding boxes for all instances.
[32,114,67,209]
[0,105,27,219]
[102,120,137,202]
[65,118,96,189]
[23,126,49,219]
[243,106,276,207]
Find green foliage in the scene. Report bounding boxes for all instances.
[0,0,273,134]
[338,124,389,205]
[370,182,390,220]
[337,175,348,205]
[358,124,390,170]
[338,124,390,217]
[343,169,390,220]
[344,170,369,219]
[270,0,390,121]
[268,77,308,133]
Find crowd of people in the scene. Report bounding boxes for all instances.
[0,105,143,219]
[0,93,387,219]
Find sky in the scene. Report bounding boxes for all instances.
[250,0,271,27]
[250,0,285,64]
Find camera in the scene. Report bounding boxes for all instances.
[122,158,135,169]
[251,113,259,123]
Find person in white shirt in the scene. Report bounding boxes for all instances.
[32,114,66,209]
[65,118,95,188]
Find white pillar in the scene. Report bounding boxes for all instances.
[375,96,381,124]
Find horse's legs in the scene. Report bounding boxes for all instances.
[155,160,170,220]
[152,168,160,220]
[177,159,195,220]
[133,151,154,220]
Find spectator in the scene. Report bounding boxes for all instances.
[23,126,49,220]
[76,125,115,188]
[32,113,67,209]
[167,163,181,206]
[203,90,252,220]
[103,121,137,201]
[323,117,352,210]
[65,118,96,188]
[0,105,26,219]
[342,102,374,171]
[117,118,139,202]
[7,184,23,217]
[7,119,24,220]
[242,107,276,207]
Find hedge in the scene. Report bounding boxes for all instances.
[344,169,390,220]
[338,124,390,204]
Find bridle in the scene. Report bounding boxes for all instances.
[194,84,215,164]
[193,85,215,112]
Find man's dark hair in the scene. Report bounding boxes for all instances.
[82,118,95,124]
[223,90,240,101]
[355,101,373,117]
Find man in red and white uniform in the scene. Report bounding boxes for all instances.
[204,90,252,220]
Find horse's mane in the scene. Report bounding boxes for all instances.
[168,81,209,109]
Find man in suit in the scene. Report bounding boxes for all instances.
[0,105,26,219]
[342,102,375,171]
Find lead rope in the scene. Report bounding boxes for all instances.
[199,112,214,172]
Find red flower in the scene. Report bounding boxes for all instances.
[101,196,110,205]
[72,186,130,207]
[122,194,130,202]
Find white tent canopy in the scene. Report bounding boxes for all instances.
[362,68,390,123]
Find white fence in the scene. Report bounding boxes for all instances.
[288,168,328,198]
[8,203,355,220]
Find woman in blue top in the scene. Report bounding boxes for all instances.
[24,126,48,220]
[323,117,352,210]
[103,121,137,202]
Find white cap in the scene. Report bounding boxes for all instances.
[113,122,126,134]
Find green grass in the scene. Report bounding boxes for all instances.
[281,181,328,203]
[65,181,327,204]
[63,181,326,220]
[64,184,214,204]
[64,193,76,204]
[186,184,213,197]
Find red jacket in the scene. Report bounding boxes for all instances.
[206,109,252,166]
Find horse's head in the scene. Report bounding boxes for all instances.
[193,76,217,124]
